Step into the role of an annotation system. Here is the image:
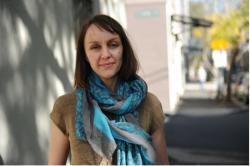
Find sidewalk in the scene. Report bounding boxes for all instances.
[165,82,249,165]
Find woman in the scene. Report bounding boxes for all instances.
[48,14,169,165]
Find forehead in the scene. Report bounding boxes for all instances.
[84,24,120,42]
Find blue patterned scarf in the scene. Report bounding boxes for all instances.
[75,73,156,165]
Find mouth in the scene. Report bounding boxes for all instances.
[99,62,115,68]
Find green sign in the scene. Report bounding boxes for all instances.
[135,9,160,18]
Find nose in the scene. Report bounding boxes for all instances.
[101,46,111,59]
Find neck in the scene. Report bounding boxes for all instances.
[102,77,118,93]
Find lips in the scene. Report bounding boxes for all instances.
[99,62,114,68]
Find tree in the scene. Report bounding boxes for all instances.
[208,0,249,101]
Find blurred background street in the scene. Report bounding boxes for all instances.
[165,82,249,164]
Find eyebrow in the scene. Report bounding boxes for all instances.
[87,37,120,44]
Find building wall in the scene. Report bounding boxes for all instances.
[98,0,127,28]
[125,0,170,113]
[0,0,94,164]
[166,0,189,113]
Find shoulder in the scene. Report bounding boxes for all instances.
[53,90,76,110]
[50,90,76,135]
[143,92,162,108]
[138,92,165,134]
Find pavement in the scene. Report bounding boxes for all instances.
[165,82,249,165]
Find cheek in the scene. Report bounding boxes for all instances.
[118,52,122,61]
[85,54,96,67]
[119,51,123,63]
[110,48,123,62]
[117,53,123,68]
[116,48,123,60]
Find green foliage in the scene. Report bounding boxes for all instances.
[209,0,249,47]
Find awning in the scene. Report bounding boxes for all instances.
[171,15,213,28]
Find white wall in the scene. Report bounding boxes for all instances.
[166,0,189,113]
[98,0,127,28]
[125,0,170,113]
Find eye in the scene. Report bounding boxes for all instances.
[90,45,100,50]
[109,42,119,48]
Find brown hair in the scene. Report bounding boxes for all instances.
[74,14,139,88]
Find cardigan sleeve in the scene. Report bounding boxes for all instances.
[148,93,165,134]
[50,95,68,135]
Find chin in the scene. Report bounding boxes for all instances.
[102,74,116,79]
[100,72,117,80]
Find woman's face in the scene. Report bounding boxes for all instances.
[84,24,123,84]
